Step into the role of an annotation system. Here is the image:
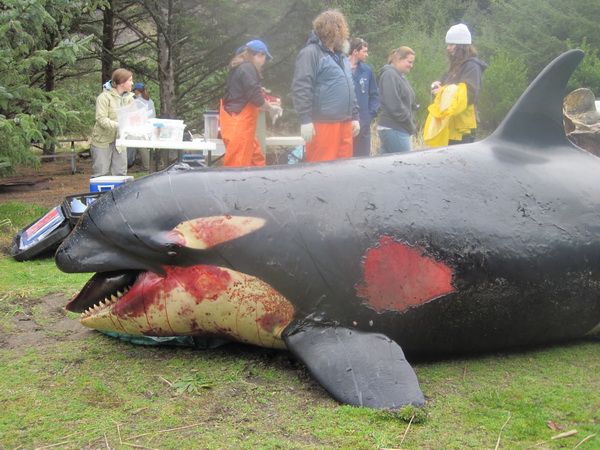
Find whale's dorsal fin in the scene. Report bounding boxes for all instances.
[488,49,584,148]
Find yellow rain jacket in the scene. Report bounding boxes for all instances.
[423,83,476,147]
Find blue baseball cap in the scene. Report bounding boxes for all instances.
[245,40,273,59]
[133,83,145,90]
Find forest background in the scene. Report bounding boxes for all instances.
[1,0,600,173]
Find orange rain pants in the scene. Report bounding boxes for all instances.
[220,100,266,167]
[305,121,353,162]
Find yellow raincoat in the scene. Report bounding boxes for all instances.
[423,83,476,147]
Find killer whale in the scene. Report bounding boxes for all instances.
[55,50,600,410]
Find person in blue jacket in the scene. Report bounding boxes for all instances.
[291,9,360,162]
[347,37,380,157]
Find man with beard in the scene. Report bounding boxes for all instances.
[292,9,360,162]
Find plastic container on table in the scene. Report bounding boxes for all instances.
[148,118,185,141]
[203,110,220,139]
[115,101,152,140]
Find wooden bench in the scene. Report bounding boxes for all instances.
[37,138,88,174]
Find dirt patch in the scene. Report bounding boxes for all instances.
[1,291,94,350]
[0,155,104,351]
[0,155,101,209]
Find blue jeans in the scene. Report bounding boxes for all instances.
[353,122,371,157]
[378,129,412,154]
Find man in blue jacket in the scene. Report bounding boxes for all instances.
[291,9,360,162]
[348,38,380,157]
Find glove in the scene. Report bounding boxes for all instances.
[301,123,316,143]
[269,105,283,125]
[351,120,360,137]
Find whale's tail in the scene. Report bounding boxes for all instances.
[488,49,584,148]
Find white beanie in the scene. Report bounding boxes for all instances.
[446,23,472,45]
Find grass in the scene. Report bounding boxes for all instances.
[1,337,597,448]
[0,202,598,448]
[0,250,90,318]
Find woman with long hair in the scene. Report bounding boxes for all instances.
[220,40,281,167]
[429,24,487,145]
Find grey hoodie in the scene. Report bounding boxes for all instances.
[377,64,417,135]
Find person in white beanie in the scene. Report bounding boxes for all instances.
[429,23,487,145]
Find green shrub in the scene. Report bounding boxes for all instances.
[568,38,600,96]
[478,51,529,131]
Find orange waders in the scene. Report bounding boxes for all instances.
[305,121,353,162]
[220,100,266,167]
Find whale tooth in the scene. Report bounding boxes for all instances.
[116,290,124,298]
[111,294,118,303]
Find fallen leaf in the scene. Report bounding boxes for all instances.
[547,421,561,431]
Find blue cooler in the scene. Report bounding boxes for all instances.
[90,176,134,192]
[182,154,206,167]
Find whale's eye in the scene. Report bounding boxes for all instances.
[166,243,180,257]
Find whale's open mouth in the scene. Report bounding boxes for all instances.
[66,270,140,314]
[63,265,295,349]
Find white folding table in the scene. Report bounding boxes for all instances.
[116,138,223,172]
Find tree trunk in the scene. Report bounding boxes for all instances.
[157,1,176,119]
[101,0,115,83]
[43,36,56,156]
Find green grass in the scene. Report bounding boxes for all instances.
[1,338,597,448]
[0,202,598,448]
[0,256,90,297]
[0,203,91,330]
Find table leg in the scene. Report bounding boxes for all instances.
[70,140,77,174]
[149,149,155,173]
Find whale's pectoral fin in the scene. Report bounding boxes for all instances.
[283,326,425,409]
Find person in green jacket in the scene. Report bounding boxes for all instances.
[90,68,135,177]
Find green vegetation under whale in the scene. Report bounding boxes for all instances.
[56,50,600,410]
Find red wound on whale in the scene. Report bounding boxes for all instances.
[357,236,455,312]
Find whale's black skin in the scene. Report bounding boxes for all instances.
[56,50,600,409]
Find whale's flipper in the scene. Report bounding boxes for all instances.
[284,326,425,409]
[489,49,584,148]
